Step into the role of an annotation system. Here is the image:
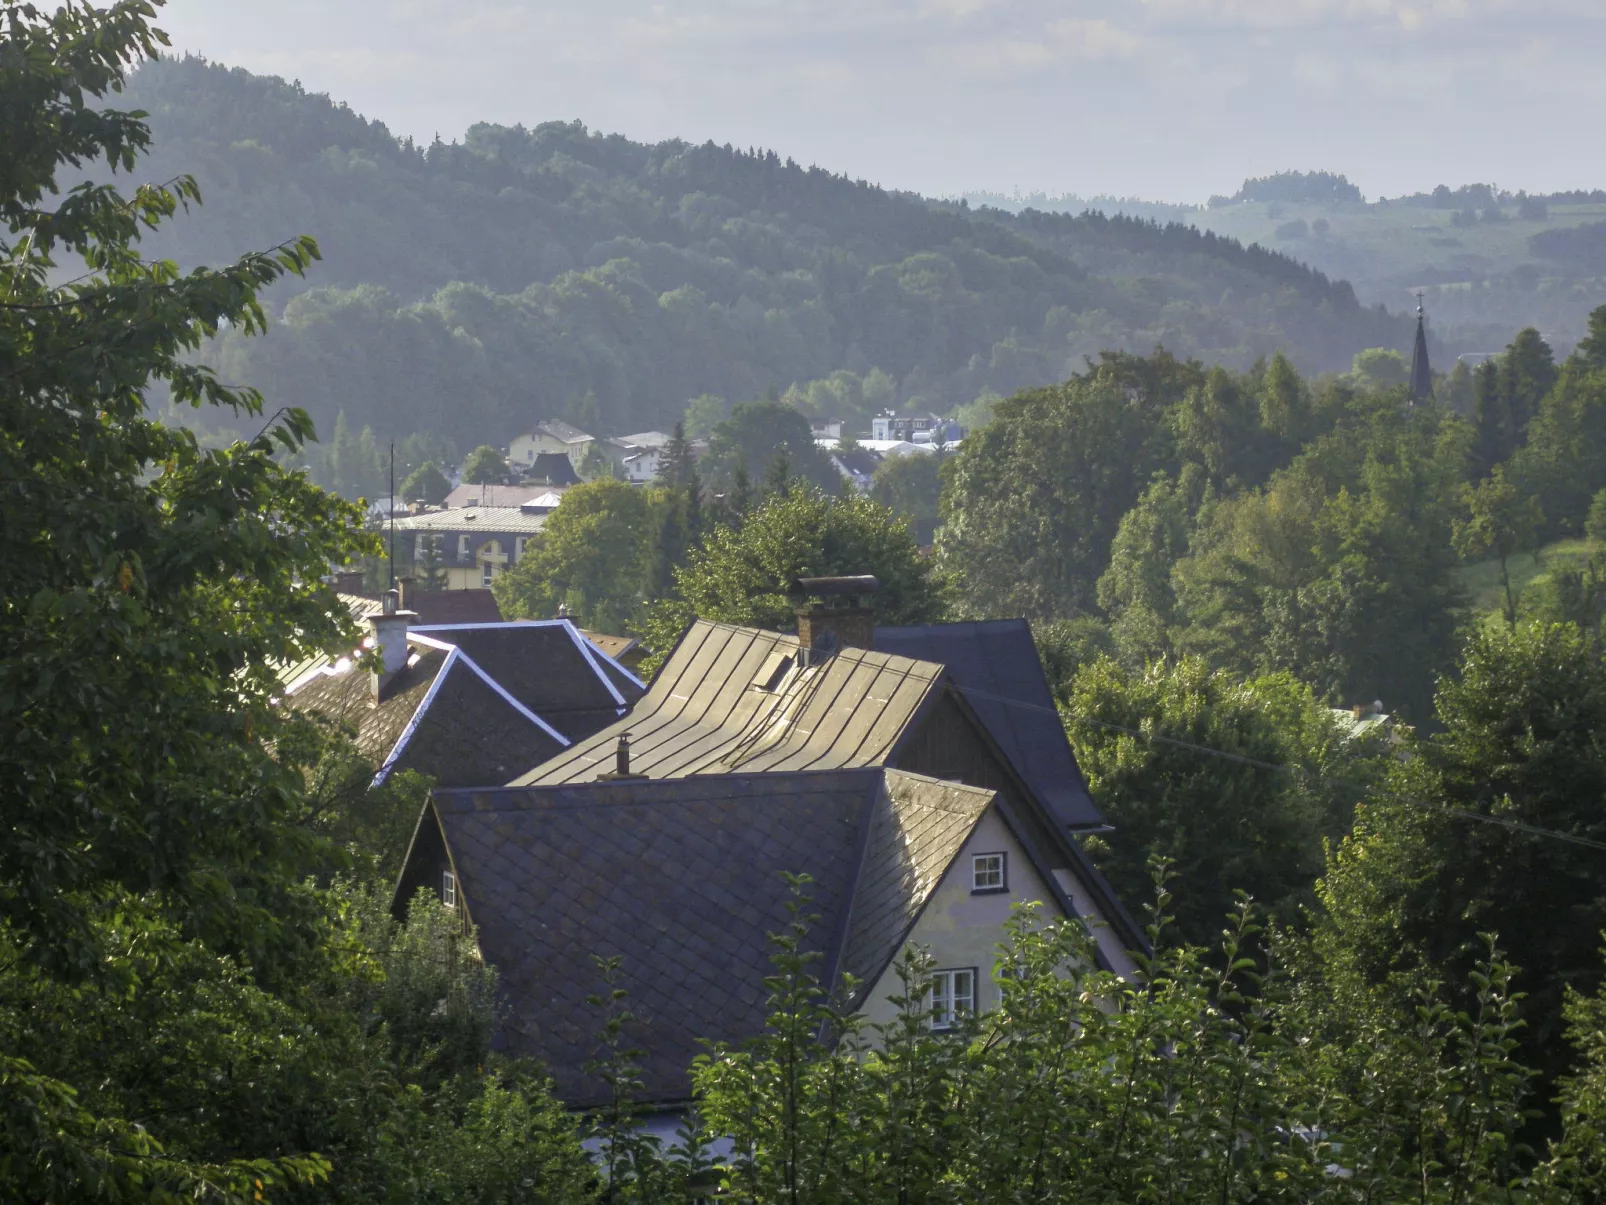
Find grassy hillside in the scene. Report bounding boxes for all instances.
[967,184,1606,357]
[1456,537,1599,626]
[118,56,1410,452]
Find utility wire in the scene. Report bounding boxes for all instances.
[949,681,1606,855]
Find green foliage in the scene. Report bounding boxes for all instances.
[1317,620,1606,1099]
[494,478,659,631]
[637,486,943,671]
[0,7,597,1197]
[1352,346,1409,389]
[1068,657,1382,945]
[461,443,511,484]
[867,450,943,525]
[668,876,1580,1203]
[1454,466,1546,627]
[705,400,836,492]
[1096,471,1195,663]
[399,459,451,506]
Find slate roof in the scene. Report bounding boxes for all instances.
[412,621,644,741]
[344,589,504,626]
[511,621,944,786]
[426,767,992,1105]
[523,454,582,486]
[286,619,643,787]
[873,619,1103,831]
[287,641,566,788]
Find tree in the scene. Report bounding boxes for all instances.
[399,459,450,506]
[869,450,943,525]
[1317,621,1606,1101]
[1453,467,1545,627]
[460,443,511,484]
[493,478,656,631]
[1577,303,1606,371]
[683,392,726,439]
[0,8,591,1197]
[636,486,944,668]
[1352,347,1409,390]
[940,376,1167,619]
[703,399,836,492]
[1096,472,1192,663]
[1068,656,1382,946]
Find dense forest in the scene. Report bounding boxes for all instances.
[119,57,1411,452]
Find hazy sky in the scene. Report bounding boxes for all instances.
[151,0,1602,202]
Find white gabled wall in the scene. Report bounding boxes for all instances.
[855,807,1138,1030]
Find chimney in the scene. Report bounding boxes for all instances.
[789,575,879,660]
[597,732,646,781]
[333,570,366,595]
[367,588,419,702]
[396,575,414,612]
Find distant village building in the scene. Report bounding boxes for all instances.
[394,600,1144,1108]
[830,448,883,491]
[390,505,547,589]
[601,431,673,484]
[809,417,843,440]
[1409,295,1434,404]
[509,420,594,472]
[871,412,963,444]
[444,481,572,510]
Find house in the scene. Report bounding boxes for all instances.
[809,417,843,440]
[286,607,645,789]
[578,629,647,673]
[444,481,573,510]
[389,506,547,589]
[394,600,1143,1106]
[329,574,504,626]
[510,421,594,472]
[600,431,673,484]
[871,412,962,444]
[816,437,925,458]
[829,448,883,492]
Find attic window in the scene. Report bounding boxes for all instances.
[971,852,1007,894]
[751,650,795,692]
[441,868,457,910]
[929,968,976,1031]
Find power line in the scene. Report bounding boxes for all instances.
[950,681,1606,856]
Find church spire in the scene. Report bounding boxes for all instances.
[1409,292,1434,403]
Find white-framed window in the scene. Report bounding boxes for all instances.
[441,868,457,910]
[457,534,470,559]
[481,562,494,586]
[929,968,976,1031]
[414,534,426,560]
[971,851,1007,893]
[515,536,528,560]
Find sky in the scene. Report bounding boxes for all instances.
[150,0,1603,203]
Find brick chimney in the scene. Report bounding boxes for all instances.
[367,588,419,702]
[790,575,879,660]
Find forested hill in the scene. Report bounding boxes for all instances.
[122,56,1409,446]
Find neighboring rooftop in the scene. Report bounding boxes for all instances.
[511,621,944,786]
[527,419,593,445]
[391,506,549,534]
[873,620,1103,831]
[445,482,572,509]
[413,767,992,1105]
[286,620,644,787]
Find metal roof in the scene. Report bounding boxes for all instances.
[873,619,1105,831]
[509,621,945,786]
[390,506,549,534]
[427,767,992,1106]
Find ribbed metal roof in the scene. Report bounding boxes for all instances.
[509,621,945,786]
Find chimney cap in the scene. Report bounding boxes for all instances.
[788,574,880,597]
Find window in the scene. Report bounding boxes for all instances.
[457,534,470,560]
[971,852,1007,893]
[481,562,495,586]
[515,536,527,560]
[929,968,976,1031]
[441,868,457,910]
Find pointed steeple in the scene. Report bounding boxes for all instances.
[1409,292,1434,403]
